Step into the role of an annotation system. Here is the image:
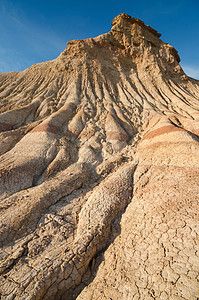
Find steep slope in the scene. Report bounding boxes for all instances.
[0,13,199,299]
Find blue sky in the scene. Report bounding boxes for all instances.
[0,0,199,79]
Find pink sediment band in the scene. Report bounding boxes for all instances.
[106,131,129,141]
[30,123,58,134]
[0,122,12,132]
[143,125,184,140]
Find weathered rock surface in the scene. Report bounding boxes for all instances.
[0,13,199,299]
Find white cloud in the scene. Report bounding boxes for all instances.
[181,65,199,80]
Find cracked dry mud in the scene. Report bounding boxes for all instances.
[0,13,199,300]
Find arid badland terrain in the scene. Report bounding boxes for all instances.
[0,13,199,299]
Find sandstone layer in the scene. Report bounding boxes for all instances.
[0,13,199,299]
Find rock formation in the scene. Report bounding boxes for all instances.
[0,13,199,299]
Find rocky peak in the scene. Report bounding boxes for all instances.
[111,13,161,38]
[65,13,180,69]
[110,13,181,66]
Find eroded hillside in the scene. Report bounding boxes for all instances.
[0,13,199,299]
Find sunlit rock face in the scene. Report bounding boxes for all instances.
[0,13,199,300]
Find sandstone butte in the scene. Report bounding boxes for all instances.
[0,13,199,300]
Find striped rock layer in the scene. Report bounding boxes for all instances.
[0,13,199,300]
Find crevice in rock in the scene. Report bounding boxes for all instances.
[65,162,138,300]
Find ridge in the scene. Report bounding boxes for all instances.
[111,13,161,38]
